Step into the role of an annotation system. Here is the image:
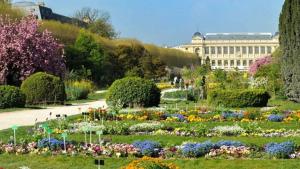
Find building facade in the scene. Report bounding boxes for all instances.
[173,32,279,71]
[12,1,86,26]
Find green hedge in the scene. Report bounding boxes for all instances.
[163,89,199,101]
[21,72,66,105]
[0,85,26,109]
[106,77,161,108]
[208,89,270,107]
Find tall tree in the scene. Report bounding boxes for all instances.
[74,7,118,39]
[0,15,65,86]
[279,0,300,102]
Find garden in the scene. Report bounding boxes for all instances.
[1,0,300,169]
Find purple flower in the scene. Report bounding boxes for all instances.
[133,140,161,157]
[265,141,295,158]
[181,141,214,157]
[268,114,284,122]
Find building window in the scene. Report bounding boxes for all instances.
[237,60,241,66]
[230,60,234,66]
[248,47,253,54]
[261,46,266,54]
[218,60,222,66]
[242,47,247,54]
[224,60,228,66]
[236,47,240,53]
[205,47,209,54]
[223,47,228,54]
[212,60,216,66]
[230,47,234,54]
[243,60,247,66]
[255,46,259,54]
[211,47,215,54]
[217,47,222,54]
[267,46,272,54]
[249,60,253,65]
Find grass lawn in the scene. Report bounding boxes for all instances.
[1,154,300,169]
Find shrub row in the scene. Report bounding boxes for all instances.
[208,89,270,107]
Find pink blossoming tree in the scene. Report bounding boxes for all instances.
[0,15,66,85]
[248,55,272,75]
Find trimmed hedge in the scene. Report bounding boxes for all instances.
[163,89,199,101]
[106,77,161,108]
[208,89,270,107]
[21,72,66,105]
[0,85,26,108]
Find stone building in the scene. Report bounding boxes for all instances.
[12,1,86,26]
[173,32,279,70]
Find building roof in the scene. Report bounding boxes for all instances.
[193,32,202,37]
[204,33,274,40]
[13,1,37,7]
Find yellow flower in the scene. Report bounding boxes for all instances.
[241,118,250,122]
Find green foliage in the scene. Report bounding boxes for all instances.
[20,72,66,105]
[66,30,121,86]
[65,80,94,100]
[0,85,25,108]
[208,89,270,107]
[208,70,248,90]
[115,42,167,80]
[163,90,199,101]
[106,77,161,108]
[279,0,300,102]
[144,44,200,68]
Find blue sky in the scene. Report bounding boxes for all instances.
[13,0,284,46]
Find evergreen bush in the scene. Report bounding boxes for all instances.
[21,72,66,105]
[106,77,161,108]
[0,85,26,108]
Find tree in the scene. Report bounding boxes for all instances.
[279,0,300,102]
[248,55,272,75]
[66,31,122,86]
[115,43,166,80]
[0,15,65,86]
[74,7,118,39]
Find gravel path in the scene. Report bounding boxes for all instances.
[0,100,106,130]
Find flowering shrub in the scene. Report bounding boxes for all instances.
[0,15,65,85]
[181,141,214,158]
[129,122,164,133]
[268,114,284,122]
[133,141,162,157]
[265,141,296,158]
[210,125,245,136]
[249,55,272,75]
[122,156,179,169]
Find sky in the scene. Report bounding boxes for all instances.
[13,0,285,46]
